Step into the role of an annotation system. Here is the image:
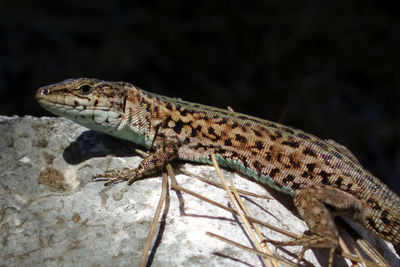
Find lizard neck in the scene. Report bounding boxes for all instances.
[112,84,156,149]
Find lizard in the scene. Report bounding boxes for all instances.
[35,77,400,265]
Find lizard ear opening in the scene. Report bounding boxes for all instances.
[78,84,92,95]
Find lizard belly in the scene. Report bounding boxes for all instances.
[177,145,294,196]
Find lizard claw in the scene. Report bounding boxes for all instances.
[91,167,137,186]
[261,234,336,266]
[261,237,307,266]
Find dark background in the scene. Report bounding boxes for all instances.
[1,1,399,192]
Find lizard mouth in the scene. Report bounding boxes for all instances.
[35,87,64,115]
[35,87,49,103]
[36,85,96,112]
[35,84,123,133]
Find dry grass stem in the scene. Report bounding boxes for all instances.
[171,182,298,238]
[133,148,149,157]
[166,164,186,215]
[338,236,350,255]
[211,154,276,267]
[227,106,235,112]
[229,180,279,267]
[357,239,389,267]
[354,246,367,267]
[179,168,271,199]
[138,169,169,267]
[206,231,296,266]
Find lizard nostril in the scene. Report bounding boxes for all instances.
[41,89,49,95]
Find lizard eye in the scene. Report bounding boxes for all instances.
[78,84,92,95]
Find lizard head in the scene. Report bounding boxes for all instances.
[36,78,127,134]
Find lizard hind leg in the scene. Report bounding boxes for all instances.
[264,185,363,265]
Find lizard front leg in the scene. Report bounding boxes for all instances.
[93,142,178,186]
[265,185,363,265]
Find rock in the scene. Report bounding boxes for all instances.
[0,116,397,266]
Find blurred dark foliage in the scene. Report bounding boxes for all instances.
[0,0,399,191]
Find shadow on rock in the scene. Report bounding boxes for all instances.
[63,130,138,165]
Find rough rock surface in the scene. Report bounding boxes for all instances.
[0,116,398,266]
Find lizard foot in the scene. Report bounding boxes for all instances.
[92,142,178,186]
[92,166,139,186]
[261,234,336,266]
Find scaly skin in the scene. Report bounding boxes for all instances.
[36,78,400,263]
